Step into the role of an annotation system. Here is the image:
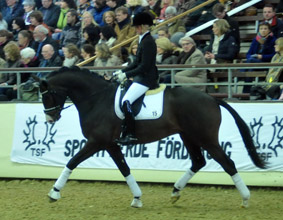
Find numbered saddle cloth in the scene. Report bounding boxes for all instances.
[114,84,166,120]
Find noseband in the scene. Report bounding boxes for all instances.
[41,89,64,121]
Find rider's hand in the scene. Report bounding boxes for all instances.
[117,72,126,82]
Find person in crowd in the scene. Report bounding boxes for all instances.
[54,0,77,36]
[157,26,170,38]
[29,10,52,35]
[39,0,61,29]
[155,37,177,80]
[59,9,81,49]
[0,41,22,100]
[113,12,158,144]
[17,30,34,50]
[81,10,99,31]
[163,6,186,37]
[11,17,26,41]
[126,0,145,18]
[22,0,36,26]
[37,44,62,78]
[94,43,122,79]
[8,47,39,101]
[114,6,136,48]
[98,25,117,47]
[251,37,283,100]
[31,25,59,60]
[158,0,174,21]
[125,38,138,65]
[174,36,206,91]
[212,3,240,54]
[204,19,238,65]
[62,43,81,67]
[144,0,161,20]
[262,3,283,38]
[103,10,116,28]
[0,30,14,59]
[106,0,121,12]
[80,43,95,66]
[1,0,24,31]
[169,32,184,56]
[82,24,101,47]
[243,22,277,93]
[185,0,217,32]
[0,13,8,30]
[77,0,94,19]
[175,0,195,15]
[92,0,111,26]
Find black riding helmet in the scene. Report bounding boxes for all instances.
[132,12,153,26]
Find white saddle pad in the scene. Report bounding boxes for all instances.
[114,85,165,120]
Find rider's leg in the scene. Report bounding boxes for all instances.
[116,83,149,144]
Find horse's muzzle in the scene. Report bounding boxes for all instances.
[45,114,61,123]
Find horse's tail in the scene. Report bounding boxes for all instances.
[216,99,267,169]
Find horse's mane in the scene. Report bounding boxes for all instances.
[47,66,103,80]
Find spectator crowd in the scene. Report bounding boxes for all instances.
[0,0,282,101]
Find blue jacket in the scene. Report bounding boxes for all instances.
[1,2,24,30]
[39,3,61,28]
[93,6,110,26]
[246,35,277,62]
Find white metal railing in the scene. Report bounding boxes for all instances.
[0,62,282,101]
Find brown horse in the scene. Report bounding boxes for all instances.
[40,67,266,208]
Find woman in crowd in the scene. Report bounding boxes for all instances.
[0,42,22,101]
[155,37,177,80]
[158,0,174,21]
[17,30,34,50]
[63,43,82,67]
[22,0,35,26]
[98,25,117,48]
[12,17,26,41]
[94,43,122,79]
[82,25,101,47]
[125,38,138,65]
[80,43,95,66]
[103,11,116,29]
[0,30,14,60]
[77,0,94,19]
[174,36,207,92]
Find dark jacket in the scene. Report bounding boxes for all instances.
[206,32,238,62]
[224,14,240,52]
[39,3,61,28]
[123,32,158,89]
[1,2,24,30]
[246,35,276,62]
[31,36,60,61]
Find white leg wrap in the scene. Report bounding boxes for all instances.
[232,173,250,201]
[54,167,72,191]
[174,169,195,191]
[126,174,142,198]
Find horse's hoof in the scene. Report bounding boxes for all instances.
[240,199,249,208]
[131,198,143,208]
[48,188,61,201]
[171,191,180,204]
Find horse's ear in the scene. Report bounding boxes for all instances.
[30,74,40,82]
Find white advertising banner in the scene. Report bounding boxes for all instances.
[11,103,283,172]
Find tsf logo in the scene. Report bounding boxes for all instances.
[250,116,283,161]
[23,115,57,156]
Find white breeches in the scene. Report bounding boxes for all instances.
[122,82,149,105]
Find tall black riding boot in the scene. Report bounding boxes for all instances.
[115,101,138,145]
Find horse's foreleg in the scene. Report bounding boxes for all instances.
[231,173,250,208]
[48,141,100,202]
[107,146,142,208]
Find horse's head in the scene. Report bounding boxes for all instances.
[40,80,67,123]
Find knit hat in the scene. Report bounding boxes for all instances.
[156,37,172,51]
[170,32,185,47]
[23,0,35,6]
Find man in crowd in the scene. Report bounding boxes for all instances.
[262,3,283,38]
[1,0,24,30]
[39,0,60,29]
[31,25,59,60]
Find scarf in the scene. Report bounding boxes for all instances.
[177,46,196,64]
[256,31,273,45]
[57,8,68,30]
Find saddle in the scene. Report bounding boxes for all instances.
[117,80,166,118]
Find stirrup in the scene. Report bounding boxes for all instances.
[115,134,138,145]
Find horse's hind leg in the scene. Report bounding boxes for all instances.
[205,144,250,208]
[171,136,206,203]
[107,145,142,208]
[48,140,100,202]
